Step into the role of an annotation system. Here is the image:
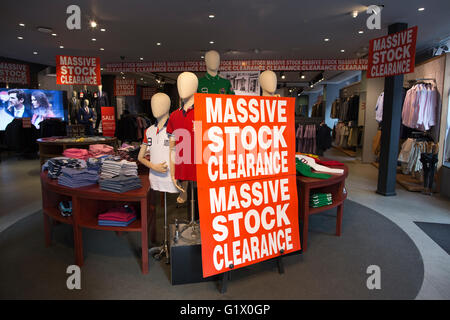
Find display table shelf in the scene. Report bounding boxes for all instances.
[40,172,155,274]
[296,157,348,251]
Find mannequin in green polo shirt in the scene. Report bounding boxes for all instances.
[198,50,234,95]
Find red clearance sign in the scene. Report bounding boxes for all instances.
[56,55,101,85]
[114,78,136,96]
[106,59,368,73]
[101,107,115,137]
[0,62,30,85]
[194,93,301,278]
[367,26,418,78]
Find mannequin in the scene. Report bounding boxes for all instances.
[69,90,81,124]
[139,92,179,263]
[94,84,109,130]
[167,72,200,239]
[77,99,95,135]
[258,70,280,97]
[197,50,234,95]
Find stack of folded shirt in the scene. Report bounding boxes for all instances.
[100,159,138,179]
[89,144,115,158]
[86,158,102,173]
[310,193,333,208]
[99,175,142,193]
[58,167,98,188]
[43,157,86,179]
[63,148,90,160]
[117,144,140,161]
[98,206,137,227]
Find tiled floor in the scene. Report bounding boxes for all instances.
[1,150,449,299]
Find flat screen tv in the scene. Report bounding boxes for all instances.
[0,88,67,130]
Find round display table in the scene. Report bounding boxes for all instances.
[296,157,349,251]
[37,136,118,166]
[40,172,155,274]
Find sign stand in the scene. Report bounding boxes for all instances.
[219,250,286,294]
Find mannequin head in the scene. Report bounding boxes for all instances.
[151,92,171,119]
[177,72,198,103]
[72,90,77,98]
[205,50,220,76]
[259,70,277,96]
[83,99,89,107]
[98,85,102,94]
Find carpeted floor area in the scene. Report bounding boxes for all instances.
[0,199,424,300]
[414,222,450,255]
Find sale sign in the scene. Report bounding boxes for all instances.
[114,78,136,96]
[0,62,30,85]
[56,55,101,85]
[101,107,116,137]
[367,26,418,78]
[195,93,300,278]
[142,87,157,100]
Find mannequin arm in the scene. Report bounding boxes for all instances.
[169,138,185,192]
[137,144,168,173]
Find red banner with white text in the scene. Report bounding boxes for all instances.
[56,55,101,85]
[101,107,116,137]
[114,78,136,96]
[0,62,30,85]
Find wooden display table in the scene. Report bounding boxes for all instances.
[297,158,348,251]
[37,136,118,166]
[40,172,155,274]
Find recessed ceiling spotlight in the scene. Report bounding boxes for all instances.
[201,55,205,59]
[100,48,104,51]
[90,21,97,28]
[122,76,125,80]
[280,72,286,80]
[341,49,345,53]
[301,75,306,79]
[33,51,38,55]
[209,14,215,18]
[418,8,425,11]
[209,41,214,44]
[19,23,25,27]
[17,36,23,40]
[51,33,57,36]
[324,38,330,42]
[156,42,161,46]
[100,28,106,32]
[59,45,64,48]
[120,72,124,74]
[358,30,364,34]
[140,57,144,61]
[100,68,103,71]
[92,38,96,41]
[351,10,358,18]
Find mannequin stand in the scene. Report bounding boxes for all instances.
[149,192,170,264]
[179,181,200,242]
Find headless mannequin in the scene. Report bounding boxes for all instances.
[69,90,80,124]
[259,70,278,97]
[138,93,171,174]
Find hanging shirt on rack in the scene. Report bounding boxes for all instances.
[375,92,384,123]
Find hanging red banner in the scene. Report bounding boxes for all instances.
[0,62,30,85]
[101,107,116,137]
[367,26,418,78]
[56,55,101,85]
[114,78,136,96]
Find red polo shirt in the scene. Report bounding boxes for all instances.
[166,105,196,181]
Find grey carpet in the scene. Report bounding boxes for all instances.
[0,198,424,300]
[414,222,450,255]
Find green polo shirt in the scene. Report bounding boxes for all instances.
[197,73,235,95]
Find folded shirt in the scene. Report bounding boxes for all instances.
[98,217,136,227]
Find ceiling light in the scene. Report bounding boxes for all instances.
[201,55,205,59]
[156,42,161,46]
[209,41,214,44]
[59,45,64,48]
[209,14,215,18]
[301,75,306,79]
[351,10,358,18]
[33,51,38,55]
[324,38,330,42]
[100,48,104,51]
[140,78,144,81]
[122,76,125,80]
[100,28,106,32]
[418,8,425,11]
[51,33,57,36]
[358,30,364,34]
[19,23,25,27]
[90,21,97,28]
[100,68,103,71]
[37,27,53,34]
[120,72,124,74]
[280,72,285,80]
[17,36,23,40]
[140,57,143,61]
[92,38,96,41]
[341,49,345,52]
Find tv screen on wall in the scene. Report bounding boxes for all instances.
[0,88,66,130]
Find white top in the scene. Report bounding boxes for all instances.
[296,155,344,175]
[144,124,179,193]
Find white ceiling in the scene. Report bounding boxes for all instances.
[2,0,450,85]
